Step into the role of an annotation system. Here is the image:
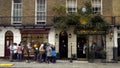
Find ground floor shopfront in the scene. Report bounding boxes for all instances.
[0,27,120,62]
[55,28,107,60]
[55,27,119,62]
[0,27,55,58]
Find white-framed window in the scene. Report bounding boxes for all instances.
[0,0,1,16]
[66,0,77,13]
[12,0,22,24]
[91,0,102,14]
[36,0,46,25]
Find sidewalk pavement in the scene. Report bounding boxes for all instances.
[0,59,120,68]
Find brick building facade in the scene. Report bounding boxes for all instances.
[0,0,120,62]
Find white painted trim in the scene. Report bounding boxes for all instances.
[11,0,22,25]
[45,0,47,24]
[76,0,77,12]
[11,0,13,25]
[35,0,37,25]
[114,27,118,47]
[101,0,103,15]
[66,0,68,13]
[66,0,77,13]
[0,27,21,57]
[91,0,102,15]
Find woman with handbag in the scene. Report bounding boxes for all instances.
[39,43,45,63]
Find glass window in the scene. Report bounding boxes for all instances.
[36,0,46,25]
[12,0,22,24]
[66,0,77,13]
[89,35,106,59]
[91,0,102,14]
[14,0,22,3]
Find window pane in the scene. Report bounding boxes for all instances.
[12,0,22,24]
[36,0,46,24]
[92,0,101,14]
[67,0,77,13]
[14,0,22,3]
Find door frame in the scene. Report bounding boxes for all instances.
[5,31,13,57]
[117,38,120,60]
[59,31,68,59]
[77,35,88,60]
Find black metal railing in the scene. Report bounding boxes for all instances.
[0,16,54,28]
[0,16,120,27]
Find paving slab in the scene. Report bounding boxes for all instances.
[0,59,120,68]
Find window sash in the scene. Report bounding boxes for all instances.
[67,0,77,13]
[14,0,22,3]
[12,0,22,24]
[91,0,102,14]
[36,0,46,24]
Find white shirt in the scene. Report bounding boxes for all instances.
[13,45,17,53]
[27,42,31,49]
[9,45,14,53]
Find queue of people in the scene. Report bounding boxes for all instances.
[9,43,22,62]
[8,42,57,64]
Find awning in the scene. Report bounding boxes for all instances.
[20,28,50,34]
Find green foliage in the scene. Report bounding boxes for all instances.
[53,5,66,16]
[52,2,110,32]
[90,15,110,31]
[66,14,80,25]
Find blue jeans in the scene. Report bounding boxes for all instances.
[9,52,14,62]
[39,53,43,63]
[34,52,38,61]
[17,53,22,61]
[52,56,56,63]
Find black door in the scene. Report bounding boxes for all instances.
[59,31,68,59]
[77,36,86,58]
[118,38,120,57]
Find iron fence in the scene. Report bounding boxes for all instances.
[0,16,120,26]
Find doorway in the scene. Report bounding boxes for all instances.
[59,31,68,59]
[118,38,120,60]
[77,35,87,58]
[5,31,13,57]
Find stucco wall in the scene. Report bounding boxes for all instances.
[67,27,77,58]
[48,28,55,45]
[55,27,77,58]
[0,27,21,57]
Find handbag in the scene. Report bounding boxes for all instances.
[39,47,45,54]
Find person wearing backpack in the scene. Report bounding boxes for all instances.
[52,47,56,63]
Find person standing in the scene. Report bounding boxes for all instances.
[90,42,96,62]
[26,42,31,63]
[9,43,14,62]
[17,44,22,62]
[33,43,38,62]
[46,43,52,64]
[13,43,17,60]
[52,47,56,63]
[39,43,45,63]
